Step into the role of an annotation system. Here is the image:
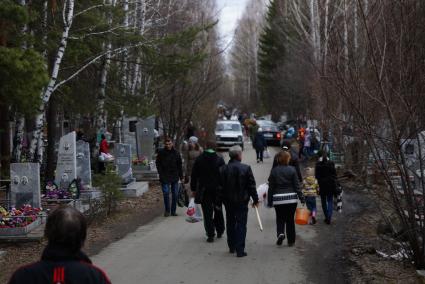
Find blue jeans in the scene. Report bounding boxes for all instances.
[320,193,333,221]
[224,203,248,255]
[161,182,178,214]
[305,196,317,216]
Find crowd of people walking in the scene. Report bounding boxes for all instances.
[153,124,340,257]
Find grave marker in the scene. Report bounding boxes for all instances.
[10,163,41,208]
[55,131,77,189]
[76,140,92,188]
[136,117,155,161]
[115,143,134,184]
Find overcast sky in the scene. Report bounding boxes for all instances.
[216,0,249,49]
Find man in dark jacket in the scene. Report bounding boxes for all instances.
[191,141,225,242]
[315,151,337,224]
[156,138,183,217]
[9,206,111,284]
[272,141,303,182]
[219,145,259,257]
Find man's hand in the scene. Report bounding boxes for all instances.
[252,201,259,208]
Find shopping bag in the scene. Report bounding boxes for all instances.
[263,149,270,159]
[257,183,270,208]
[186,198,196,216]
[99,152,114,162]
[186,198,203,223]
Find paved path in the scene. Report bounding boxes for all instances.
[93,144,318,284]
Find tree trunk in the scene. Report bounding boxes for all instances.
[12,116,25,162]
[45,94,58,180]
[0,105,11,178]
[29,0,75,162]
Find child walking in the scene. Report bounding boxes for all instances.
[303,167,319,224]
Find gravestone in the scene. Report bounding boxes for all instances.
[115,143,134,184]
[136,117,155,161]
[122,116,138,154]
[55,131,77,189]
[10,163,41,208]
[76,140,92,188]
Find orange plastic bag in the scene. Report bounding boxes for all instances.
[295,207,310,225]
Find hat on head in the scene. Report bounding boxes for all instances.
[189,136,198,144]
[281,140,291,150]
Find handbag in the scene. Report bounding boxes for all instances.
[263,149,270,159]
[333,180,343,195]
[177,183,189,207]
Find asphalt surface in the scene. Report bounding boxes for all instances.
[93,143,318,284]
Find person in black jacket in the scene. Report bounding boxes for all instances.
[272,141,303,182]
[268,151,305,246]
[219,145,259,257]
[191,141,225,242]
[8,206,111,284]
[315,151,337,224]
[253,128,267,163]
[156,138,183,217]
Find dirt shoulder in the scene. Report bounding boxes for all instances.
[304,182,418,283]
[0,184,163,283]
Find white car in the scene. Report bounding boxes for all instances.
[215,120,244,150]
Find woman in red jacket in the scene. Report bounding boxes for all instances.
[99,134,109,173]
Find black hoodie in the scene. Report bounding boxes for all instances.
[9,245,111,284]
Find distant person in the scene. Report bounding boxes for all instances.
[9,206,111,284]
[272,141,303,182]
[268,151,305,247]
[315,151,337,224]
[156,138,183,217]
[249,120,259,142]
[297,127,306,159]
[184,136,203,184]
[98,134,109,174]
[302,167,319,224]
[99,134,109,154]
[253,128,267,163]
[191,141,225,242]
[185,121,196,140]
[219,145,259,257]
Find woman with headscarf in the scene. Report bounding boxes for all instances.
[184,136,203,183]
[253,128,267,163]
[315,151,337,224]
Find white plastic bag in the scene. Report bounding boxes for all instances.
[99,152,115,162]
[186,198,203,223]
[263,149,270,159]
[186,198,196,216]
[257,183,270,208]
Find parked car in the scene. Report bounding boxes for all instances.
[256,120,281,146]
[215,120,244,150]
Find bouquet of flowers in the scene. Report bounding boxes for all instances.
[132,156,149,166]
[0,205,41,228]
[44,181,79,199]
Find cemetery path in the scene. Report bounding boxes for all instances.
[92,144,325,284]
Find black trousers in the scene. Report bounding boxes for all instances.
[255,149,263,161]
[201,192,225,238]
[274,203,297,244]
[224,203,248,254]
